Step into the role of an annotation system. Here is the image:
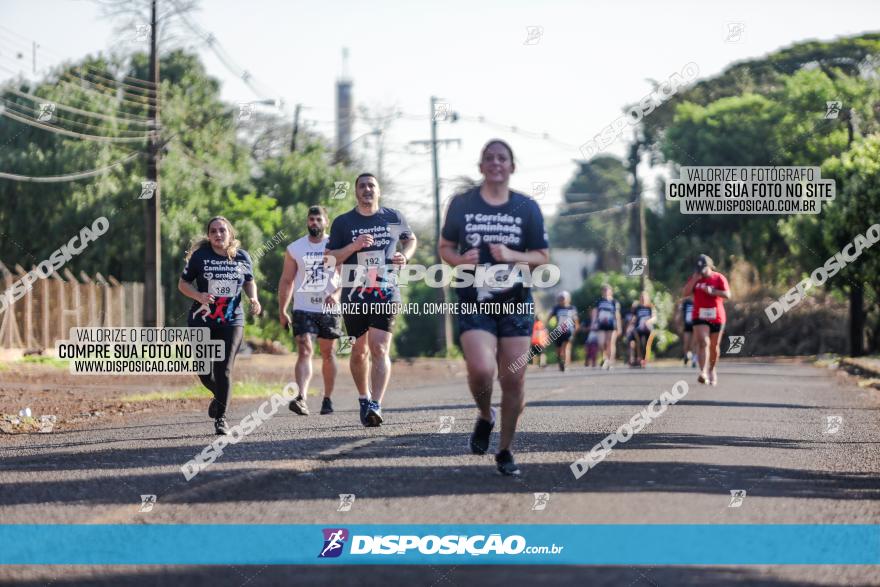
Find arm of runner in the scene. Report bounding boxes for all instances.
[706,280,732,299]
[177,278,213,305]
[706,287,731,299]
[243,280,261,316]
[488,244,549,267]
[393,211,417,265]
[278,251,297,327]
[438,196,471,266]
[438,236,478,266]
[393,233,418,265]
[323,258,341,309]
[326,234,372,265]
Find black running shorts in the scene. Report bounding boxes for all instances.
[554,331,573,346]
[692,319,725,333]
[292,310,343,339]
[342,302,398,338]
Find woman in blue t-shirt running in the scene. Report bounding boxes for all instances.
[438,139,550,476]
[590,284,622,369]
[178,216,262,435]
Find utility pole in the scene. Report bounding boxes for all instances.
[844,107,864,356]
[627,133,647,288]
[32,41,38,75]
[358,106,396,185]
[411,96,459,355]
[290,103,301,152]
[143,0,162,327]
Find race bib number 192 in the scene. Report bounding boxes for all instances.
[356,251,385,269]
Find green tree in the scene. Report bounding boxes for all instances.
[820,137,880,354]
[550,155,631,271]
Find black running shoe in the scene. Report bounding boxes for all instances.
[365,401,383,427]
[320,397,334,415]
[288,395,309,416]
[358,398,370,425]
[495,449,521,476]
[214,417,229,435]
[469,409,495,455]
[208,399,220,419]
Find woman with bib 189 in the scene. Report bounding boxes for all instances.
[178,216,262,435]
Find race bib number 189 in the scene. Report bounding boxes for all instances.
[209,280,238,297]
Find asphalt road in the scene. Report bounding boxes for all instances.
[1,360,879,585]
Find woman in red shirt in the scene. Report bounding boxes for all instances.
[683,254,731,386]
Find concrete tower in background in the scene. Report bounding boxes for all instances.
[335,48,353,163]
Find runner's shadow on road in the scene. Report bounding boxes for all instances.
[4,451,879,506]
[385,399,821,412]
[0,429,840,475]
[0,434,371,473]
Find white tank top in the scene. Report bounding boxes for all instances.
[287,236,336,312]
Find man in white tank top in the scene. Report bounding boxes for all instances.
[278,206,342,416]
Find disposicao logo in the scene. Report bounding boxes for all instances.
[318,528,349,558]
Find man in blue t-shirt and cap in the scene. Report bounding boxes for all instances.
[326,173,417,427]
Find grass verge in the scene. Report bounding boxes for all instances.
[125,380,295,402]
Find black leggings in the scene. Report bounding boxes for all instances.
[195,325,243,418]
[635,330,651,359]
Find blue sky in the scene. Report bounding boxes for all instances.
[2,0,876,218]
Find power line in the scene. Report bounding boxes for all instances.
[0,105,153,143]
[0,54,159,115]
[554,201,638,221]
[57,70,158,105]
[0,83,153,128]
[171,3,282,103]
[400,109,581,152]
[0,38,159,99]
[0,24,159,90]
[0,96,154,137]
[0,63,154,125]
[0,42,162,112]
[0,150,142,182]
[456,113,580,150]
[173,138,237,185]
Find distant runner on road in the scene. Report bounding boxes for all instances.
[591,284,622,370]
[677,296,697,367]
[683,254,731,386]
[549,291,579,372]
[630,291,656,368]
